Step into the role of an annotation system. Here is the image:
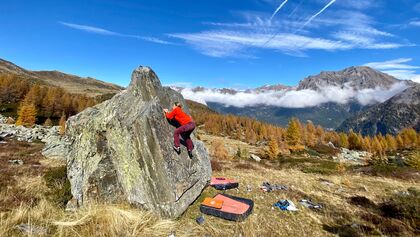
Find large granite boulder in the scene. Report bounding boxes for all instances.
[65,66,211,218]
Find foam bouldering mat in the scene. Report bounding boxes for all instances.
[210,177,239,190]
[200,194,253,221]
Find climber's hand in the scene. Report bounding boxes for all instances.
[163,108,169,113]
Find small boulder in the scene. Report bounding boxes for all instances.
[250,154,261,162]
[0,114,7,124]
[41,135,70,160]
[8,159,24,165]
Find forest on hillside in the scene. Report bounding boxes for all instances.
[187,100,420,160]
[0,74,102,125]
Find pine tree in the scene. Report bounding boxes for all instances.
[267,137,280,160]
[16,102,37,127]
[338,133,349,148]
[305,122,316,147]
[42,88,55,117]
[348,131,362,150]
[400,128,418,149]
[372,136,385,159]
[385,134,397,151]
[24,85,42,107]
[315,125,325,143]
[327,131,340,147]
[59,113,66,135]
[396,135,404,149]
[286,118,302,146]
[362,137,372,152]
[417,133,420,148]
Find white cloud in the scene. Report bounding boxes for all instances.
[136,36,174,45]
[333,0,377,10]
[179,82,408,108]
[409,20,420,27]
[365,58,419,70]
[59,22,120,36]
[169,31,353,57]
[59,21,173,45]
[381,70,420,83]
[365,58,420,83]
[169,6,410,58]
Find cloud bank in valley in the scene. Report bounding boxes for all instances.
[179,82,409,108]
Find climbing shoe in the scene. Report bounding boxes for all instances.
[188,150,194,159]
[173,145,181,154]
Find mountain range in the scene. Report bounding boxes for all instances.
[175,66,419,135]
[296,66,400,90]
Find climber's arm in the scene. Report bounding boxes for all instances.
[165,107,179,120]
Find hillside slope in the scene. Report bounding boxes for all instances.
[337,84,420,135]
[0,58,123,96]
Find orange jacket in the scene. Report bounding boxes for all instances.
[165,107,192,126]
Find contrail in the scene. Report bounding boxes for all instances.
[288,0,304,18]
[298,0,336,31]
[270,0,289,21]
[264,0,336,46]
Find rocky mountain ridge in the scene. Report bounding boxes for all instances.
[337,84,420,135]
[297,66,401,91]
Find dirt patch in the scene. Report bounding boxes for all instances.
[355,162,420,181]
[348,196,377,209]
[210,159,223,171]
[235,162,257,170]
[0,139,66,211]
[323,223,376,237]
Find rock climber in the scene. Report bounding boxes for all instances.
[164,102,196,158]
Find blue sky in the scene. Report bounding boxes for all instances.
[1,0,420,88]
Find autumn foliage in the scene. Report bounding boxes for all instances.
[59,113,66,135]
[0,74,99,125]
[16,102,37,127]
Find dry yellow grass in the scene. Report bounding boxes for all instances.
[175,161,418,237]
[0,200,176,237]
[1,139,418,236]
[200,134,263,157]
[1,168,418,237]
